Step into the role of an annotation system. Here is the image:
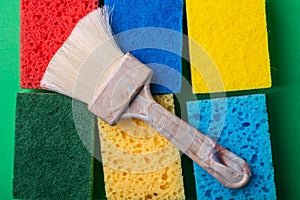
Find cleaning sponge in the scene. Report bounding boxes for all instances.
[98,95,185,199]
[186,0,271,93]
[13,93,95,199]
[187,94,276,199]
[20,0,98,88]
[104,0,183,94]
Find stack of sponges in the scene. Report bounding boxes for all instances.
[98,95,185,199]
[13,93,95,199]
[187,94,276,199]
[186,0,271,93]
[104,0,183,94]
[20,0,98,88]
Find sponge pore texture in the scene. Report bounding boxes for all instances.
[20,0,98,88]
[187,94,276,200]
[98,95,185,199]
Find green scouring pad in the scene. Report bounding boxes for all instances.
[13,93,95,199]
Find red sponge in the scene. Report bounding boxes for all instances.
[20,0,98,88]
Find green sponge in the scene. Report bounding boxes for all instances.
[13,93,95,199]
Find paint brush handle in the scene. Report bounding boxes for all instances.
[121,84,251,189]
[87,53,250,188]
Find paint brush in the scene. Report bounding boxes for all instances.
[41,7,251,189]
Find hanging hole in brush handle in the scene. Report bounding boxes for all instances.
[121,84,251,189]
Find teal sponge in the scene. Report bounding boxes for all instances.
[187,94,276,199]
[13,93,95,199]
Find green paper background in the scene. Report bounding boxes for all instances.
[1,0,299,199]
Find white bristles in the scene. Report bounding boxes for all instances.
[41,7,124,103]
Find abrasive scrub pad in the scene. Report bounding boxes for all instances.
[13,93,95,199]
[104,0,183,94]
[186,0,271,93]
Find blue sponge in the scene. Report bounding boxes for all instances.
[104,0,183,94]
[186,94,276,199]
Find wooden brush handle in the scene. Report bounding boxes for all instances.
[121,84,251,189]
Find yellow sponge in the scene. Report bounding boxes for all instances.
[186,0,271,93]
[98,95,185,199]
